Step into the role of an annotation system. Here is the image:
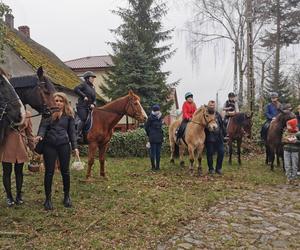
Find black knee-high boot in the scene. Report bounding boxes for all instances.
[61,171,72,208]
[15,163,24,204]
[44,171,54,210]
[2,162,14,206]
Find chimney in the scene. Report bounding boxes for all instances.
[18,26,30,38]
[5,13,14,29]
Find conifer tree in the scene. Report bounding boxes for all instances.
[102,0,176,113]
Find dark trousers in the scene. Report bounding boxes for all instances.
[2,162,24,198]
[43,143,71,198]
[150,143,162,170]
[206,142,224,171]
[76,106,89,135]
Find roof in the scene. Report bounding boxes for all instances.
[5,26,80,89]
[64,55,114,70]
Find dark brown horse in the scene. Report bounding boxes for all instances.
[265,110,295,171]
[9,67,56,116]
[0,68,26,145]
[227,112,252,165]
[85,91,147,180]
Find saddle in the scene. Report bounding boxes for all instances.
[176,120,189,145]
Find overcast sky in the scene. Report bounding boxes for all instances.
[3,0,235,107]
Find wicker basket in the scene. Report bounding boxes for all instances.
[28,163,40,172]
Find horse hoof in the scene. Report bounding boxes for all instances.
[180,161,185,167]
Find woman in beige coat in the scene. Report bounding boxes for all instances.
[0,110,34,206]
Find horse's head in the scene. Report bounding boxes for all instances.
[36,67,56,115]
[0,69,26,129]
[193,105,218,131]
[125,90,148,122]
[242,112,253,138]
[277,107,296,128]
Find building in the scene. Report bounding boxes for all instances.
[1,13,81,132]
[65,56,138,131]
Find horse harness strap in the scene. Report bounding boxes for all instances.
[0,97,22,122]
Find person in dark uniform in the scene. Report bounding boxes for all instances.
[205,100,226,175]
[223,92,239,138]
[74,71,97,139]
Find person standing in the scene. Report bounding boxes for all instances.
[0,110,35,206]
[282,118,300,185]
[176,92,197,142]
[205,100,226,175]
[74,71,97,140]
[36,92,79,210]
[145,104,164,171]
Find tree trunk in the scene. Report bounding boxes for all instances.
[259,61,266,114]
[234,40,238,95]
[274,0,281,90]
[238,46,244,108]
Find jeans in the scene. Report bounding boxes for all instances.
[150,143,162,170]
[284,150,298,180]
[205,141,224,171]
[43,143,71,198]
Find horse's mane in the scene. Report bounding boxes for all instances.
[97,93,140,110]
[10,75,39,88]
[193,105,205,117]
[232,113,247,125]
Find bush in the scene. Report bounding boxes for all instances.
[79,127,171,158]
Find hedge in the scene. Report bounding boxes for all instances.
[78,127,171,158]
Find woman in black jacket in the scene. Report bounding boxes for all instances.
[36,92,79,210]
[145,104,164,171]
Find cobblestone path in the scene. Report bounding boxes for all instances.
[158,184,300,249]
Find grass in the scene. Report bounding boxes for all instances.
[0,155,285,249]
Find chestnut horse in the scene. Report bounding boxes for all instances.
[265,109,295,171]
[227,113,252,165]
[85,91,147,180]
[169,106,218,176]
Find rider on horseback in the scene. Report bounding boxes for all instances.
[74,71,97,140]
[261,92,282,141]
[176,92,197,142]
[223,92,239,137]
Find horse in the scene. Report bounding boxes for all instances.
[85,90,147,180]
[0,67,26,145]
[265,109,295,171]
[227,112,252,165]
[9,67,56,117]
[169,106,218,176]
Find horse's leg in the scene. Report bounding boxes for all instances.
[265,145,269,165]
[98,144,108,178]
[197,146,204,177]
[170,140,175,164]
[270,149,275,171]
[237,138,242,166]
[86,142,98,180]
[179,145,185,167]
[228,139,233,165]
[188,146,195,176]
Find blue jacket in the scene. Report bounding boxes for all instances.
[144,113,164,144]
[265,103,280,121]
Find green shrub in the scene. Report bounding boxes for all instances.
[79,127,171,157]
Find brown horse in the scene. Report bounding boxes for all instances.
[265,109,295,171]
[169,106,218,176]
[85,91,147,180]
[227,113,252,165]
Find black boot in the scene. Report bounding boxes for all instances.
[2,163,14,207]
[15,163,24,205]
[44,197,53,210]
[63,194,72,208]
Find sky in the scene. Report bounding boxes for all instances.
[3,0,235,107]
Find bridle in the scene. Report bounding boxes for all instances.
[190,108,216,129]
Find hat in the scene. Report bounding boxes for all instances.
[287,118,298,133]
[152,104,160,111]
[270,92,278,98]
[185,92,193,100]
[82,71,96,79]
[228,92,236,98]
